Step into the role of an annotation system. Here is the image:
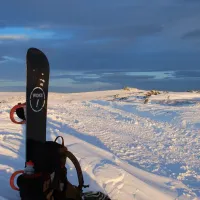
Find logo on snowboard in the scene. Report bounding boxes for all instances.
[30,87,45,112]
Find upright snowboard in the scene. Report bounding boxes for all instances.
[26,48,50,162]
[9,48,111,200]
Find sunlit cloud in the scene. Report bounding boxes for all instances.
[0,56,24,64]
[2,56,24,63]
[0,35,28,40]
[0,27,72,41]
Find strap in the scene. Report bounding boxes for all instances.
[54,136,88,190]
[10,170,24,190]
[54,136,64,146]
[10,103,26,124]
[64,150,84,191]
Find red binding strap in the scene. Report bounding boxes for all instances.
[10,170,42,191]
[10,103,26,124]
[10,170,24,191]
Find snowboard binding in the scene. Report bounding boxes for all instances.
[10,103,26,124]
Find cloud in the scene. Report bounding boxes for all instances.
[1,0,199,38]
[182,29,200,39]
[0,35,28,40]
[0,57,7,64]
[0,27,66,40]
[2,56,24,63]
[0,55,24,65]
[0,0,200,73]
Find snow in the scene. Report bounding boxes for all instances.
[0,88,199,200]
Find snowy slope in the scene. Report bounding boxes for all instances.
[0,88,199,200]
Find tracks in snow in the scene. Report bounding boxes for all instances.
[0,92,198,199]
[47,99,199,196]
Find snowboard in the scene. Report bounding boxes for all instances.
[26,48,50,162]
[9,48,112,200]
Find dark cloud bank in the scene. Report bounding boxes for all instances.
[1,0,200,91]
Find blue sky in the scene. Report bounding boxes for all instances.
[0,0,200,91]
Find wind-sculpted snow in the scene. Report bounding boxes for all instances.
[0,89,199,199]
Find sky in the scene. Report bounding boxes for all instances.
[0,0,200,92]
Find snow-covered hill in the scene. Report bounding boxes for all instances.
[0,88,199,200]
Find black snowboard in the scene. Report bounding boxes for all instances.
[26,48,50,162]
